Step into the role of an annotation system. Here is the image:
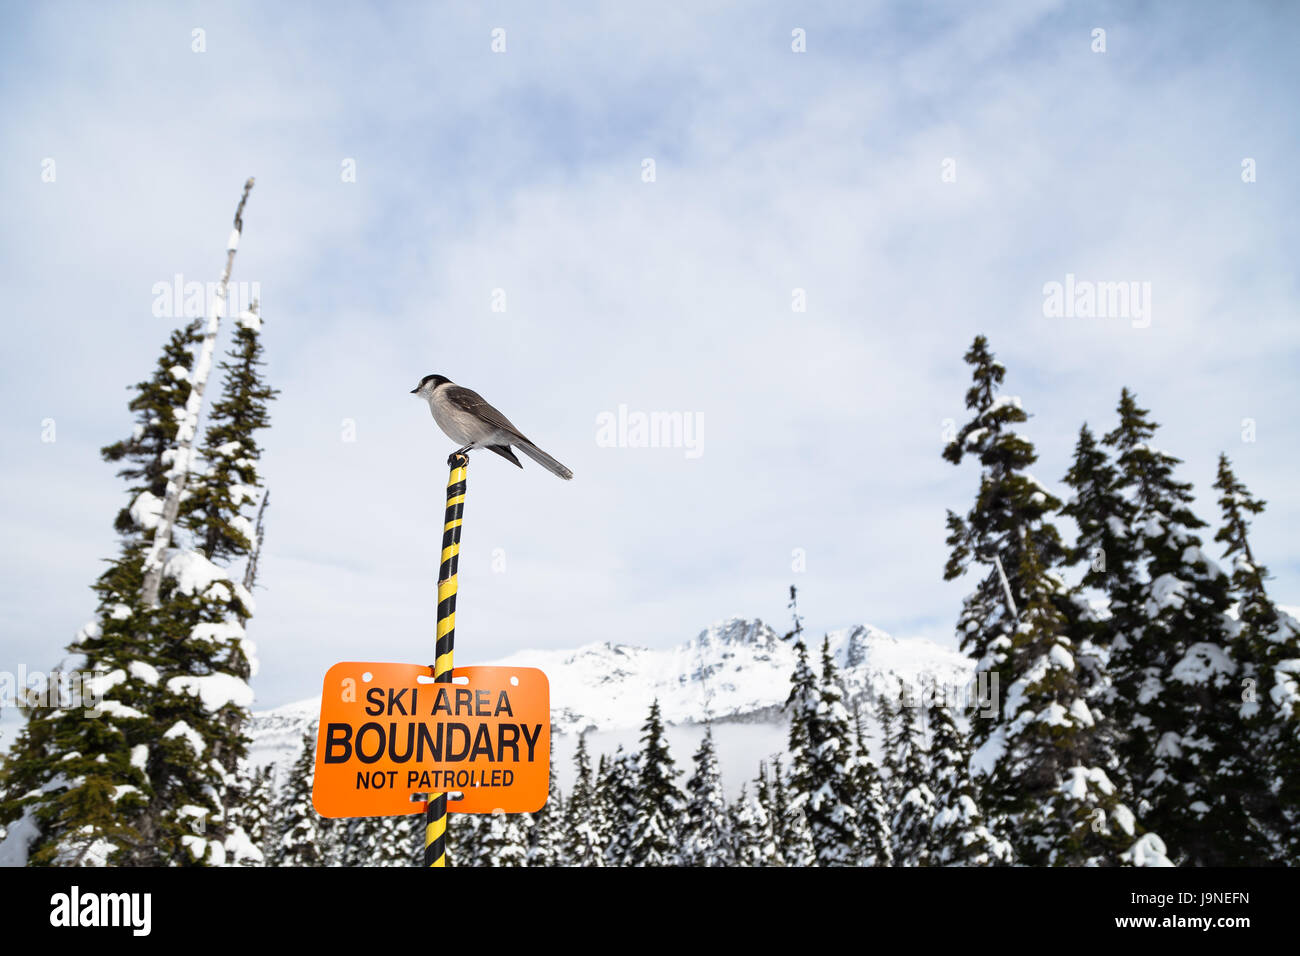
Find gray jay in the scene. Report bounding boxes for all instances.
[411,374,574,480]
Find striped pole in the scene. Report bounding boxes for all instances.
[424,453,468,866]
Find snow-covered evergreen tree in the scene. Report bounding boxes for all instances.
[598,748,638,866]
[627,700,683,866]
[766,758,815,866]
[270,724,338,866]
[0,319,207,865]
[527,750,563,866]
[448,813,484,868]
[1213,453,1300,862]
[562,734,607,866]
[926,697,1009,866]
[480,810,530,867]
[680,726,733,866]
[943,340,1166,866]
[785,639,860,866]
[730,779,779,866]
[888,694,934,866]
[1101,391,1258,865]
[847,712,892,866]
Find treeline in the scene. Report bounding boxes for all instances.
[4,317,1298,868]
[275,334,1296,868]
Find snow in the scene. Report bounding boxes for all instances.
[181,835,207,860]
[1123,833,1173,867]
[95,700,148,720]
[82,669,127,698]
[1180,545,1225,580]
[128,491,164,530]
[0,809,40,866]
[969,727,1007,778]
[1171,642,1236,685]
[163,549,230,597]
[1048,643,1075,671]
[109,603,132,621]
[167,364,189,382]
[232,583,256,615]
[1154,732,1182,759]
[1146,574,1189,613]
[229,483,260,505]
[130,745,148,769]
[988,395,1022,412]
[1112,803,1136,837]
[164,720,205,755]
[1061,765,1114,800]
[190,621,245,644]
[225,827,264,864]
[231,515,257,544]
[167,673,255,712]
[111,785,141,802]
[239,638,260,677]
[237,309,261,331]
[128,661,159,685]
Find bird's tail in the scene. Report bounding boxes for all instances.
[515,439,573,480]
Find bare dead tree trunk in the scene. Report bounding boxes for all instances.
[141,178,255,606]
[243,489,270,591]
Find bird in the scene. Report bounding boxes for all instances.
[411,374,573,480]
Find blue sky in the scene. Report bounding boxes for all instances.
[1,1,1298,711]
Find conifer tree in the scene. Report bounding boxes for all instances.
[681,726,733,866]
[943,340,1165,866]
[137,306,273,865]
[889,695,934,866]
[0,318,206,865]
[926,697,1009,866]
[481,811,530,867]
[527,750,563,866]
[448,813,485,867]
[239,763,276,863]
[1101,391,1259,865]
[101,320,205,536]
[1213,453,1300,861]
[627,700,683,866]
[766,758,815,866]
[599,748,638,866]
[270,724,337,866]
[730,780,779,867]
[876,693,903,805]
[754,760,787,866]
[785,638,860,865]
[563,735,607,866]
[847,712,892,866]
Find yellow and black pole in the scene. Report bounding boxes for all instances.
[424,452,468,866]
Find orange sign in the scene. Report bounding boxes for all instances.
[311,662,550,817]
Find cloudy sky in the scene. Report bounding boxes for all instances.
[2,1,1297,712]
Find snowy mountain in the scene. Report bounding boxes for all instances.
[248,617,974,793]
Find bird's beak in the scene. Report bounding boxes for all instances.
[410,387,419,394]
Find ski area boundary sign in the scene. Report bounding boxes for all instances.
[311,662,550,817]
